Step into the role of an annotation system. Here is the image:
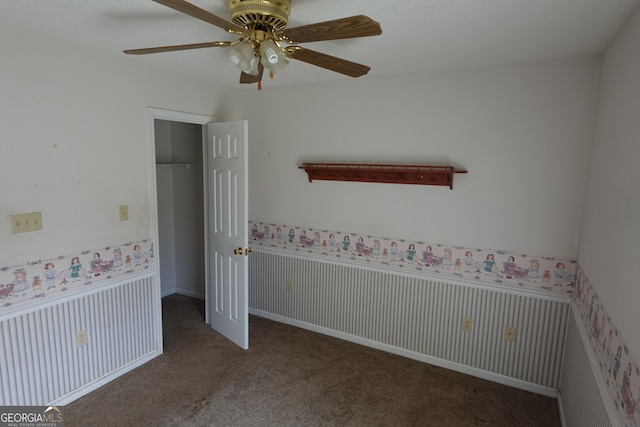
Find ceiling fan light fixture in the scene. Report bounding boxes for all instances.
[263,47,278,64]
[264,56,289,78]
[259,39,288,77]
[259,40,281,64]
[227,40,258,74]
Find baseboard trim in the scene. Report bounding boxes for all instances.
[175,287,204,300]
[161,287,204,300]
[249,308,558,398]
[556,391,568,427]
[50,350,161,406]
[161,286,176,297]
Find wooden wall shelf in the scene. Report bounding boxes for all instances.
[299,163,467,189]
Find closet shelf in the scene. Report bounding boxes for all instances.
[298,163,467,189]
[156,163,193,169]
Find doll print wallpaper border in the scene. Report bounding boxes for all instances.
[249,221,576,298]
[0,240,155,315]
[575,267,640,427]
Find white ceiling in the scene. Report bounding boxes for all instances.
[2,0,638,89]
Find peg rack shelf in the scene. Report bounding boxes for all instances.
[298,163,467,189]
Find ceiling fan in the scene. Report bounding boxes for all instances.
[124,0,382,89]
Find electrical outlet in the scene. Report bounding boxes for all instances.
[462,317,473,332]
[76,330,88,347]
[504,326,516,342]
[286,279,293,292]
[10,211,43,234]
[119,205,129,221]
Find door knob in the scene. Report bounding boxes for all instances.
[245,247,252,256]
[233,247,243,255]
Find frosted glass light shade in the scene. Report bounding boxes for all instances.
[259,40,288,76]
[228,41,258,74]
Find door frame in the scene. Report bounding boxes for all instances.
[146,107,215,352]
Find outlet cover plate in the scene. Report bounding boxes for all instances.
[504,326,516,341]
[76,330,88,347]
[462,317,473,332]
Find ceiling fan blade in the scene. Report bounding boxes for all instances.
[124,41,231,55]
[153,0,245,34]
[287,47,371,78]
[239,62,265,84]
[280,15,382,43]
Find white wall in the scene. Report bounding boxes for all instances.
[243,56,600,258]
[0,25,241,267]
[577,5,640,360]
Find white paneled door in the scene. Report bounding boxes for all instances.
[206,121,248,350]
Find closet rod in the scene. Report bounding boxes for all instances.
[156,163,193,169]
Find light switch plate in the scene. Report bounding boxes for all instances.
[119,205,129,221]
[10,212,43,233]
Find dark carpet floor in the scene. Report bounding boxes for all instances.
[65,294,561,426]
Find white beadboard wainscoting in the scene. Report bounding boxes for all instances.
[249,248,570,396]
[559,307,618,427]
[0,272,162,406]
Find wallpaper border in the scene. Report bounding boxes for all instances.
[0,240,155,316]
[249,221,575,299]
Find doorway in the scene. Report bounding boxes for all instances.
[146,108,213,346]
[146,108,250,351]
[155,119,205,299]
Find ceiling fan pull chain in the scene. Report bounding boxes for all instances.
[258,80,262,90]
